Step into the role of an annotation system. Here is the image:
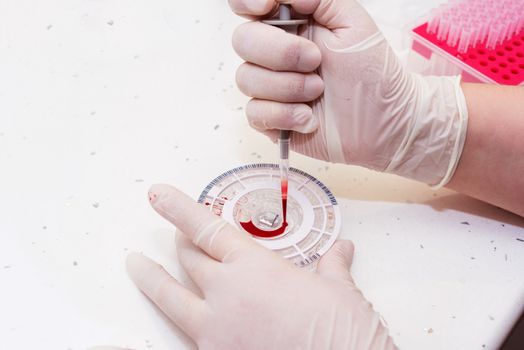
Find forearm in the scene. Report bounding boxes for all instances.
[447,83,524,217]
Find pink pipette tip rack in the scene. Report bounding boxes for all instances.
[411,0,524,85]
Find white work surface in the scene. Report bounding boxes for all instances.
[1,1,523,349]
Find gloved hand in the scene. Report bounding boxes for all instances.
[230,0,468,187]
[124,184,397,350]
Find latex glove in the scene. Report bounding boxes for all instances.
[125,184,397,350]
[230,0,468,187]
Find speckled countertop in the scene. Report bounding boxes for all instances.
[1,1,523,349]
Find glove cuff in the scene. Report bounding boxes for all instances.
[431,76,468,188]
[385,74,469,187]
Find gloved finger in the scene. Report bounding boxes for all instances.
[287,0,369,30]
[176,232,220,289]
[148,184,258,262]
[229,0,355,28]
[293,0,381,53]
[126,252,207,339]
[228,0,277,17]
[236,63,324,103]
[246,99,318,133]
[233,21,321,73]
[229,1,375,41]
[316,240,355,282]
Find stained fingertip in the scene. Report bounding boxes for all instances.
[147,183,172,206]
[147,184,206,229]
[148,191,158,204]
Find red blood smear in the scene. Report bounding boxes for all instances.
[240,220,288,238]
[239,179,289,238]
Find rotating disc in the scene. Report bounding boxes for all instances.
[198,164,341,268]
